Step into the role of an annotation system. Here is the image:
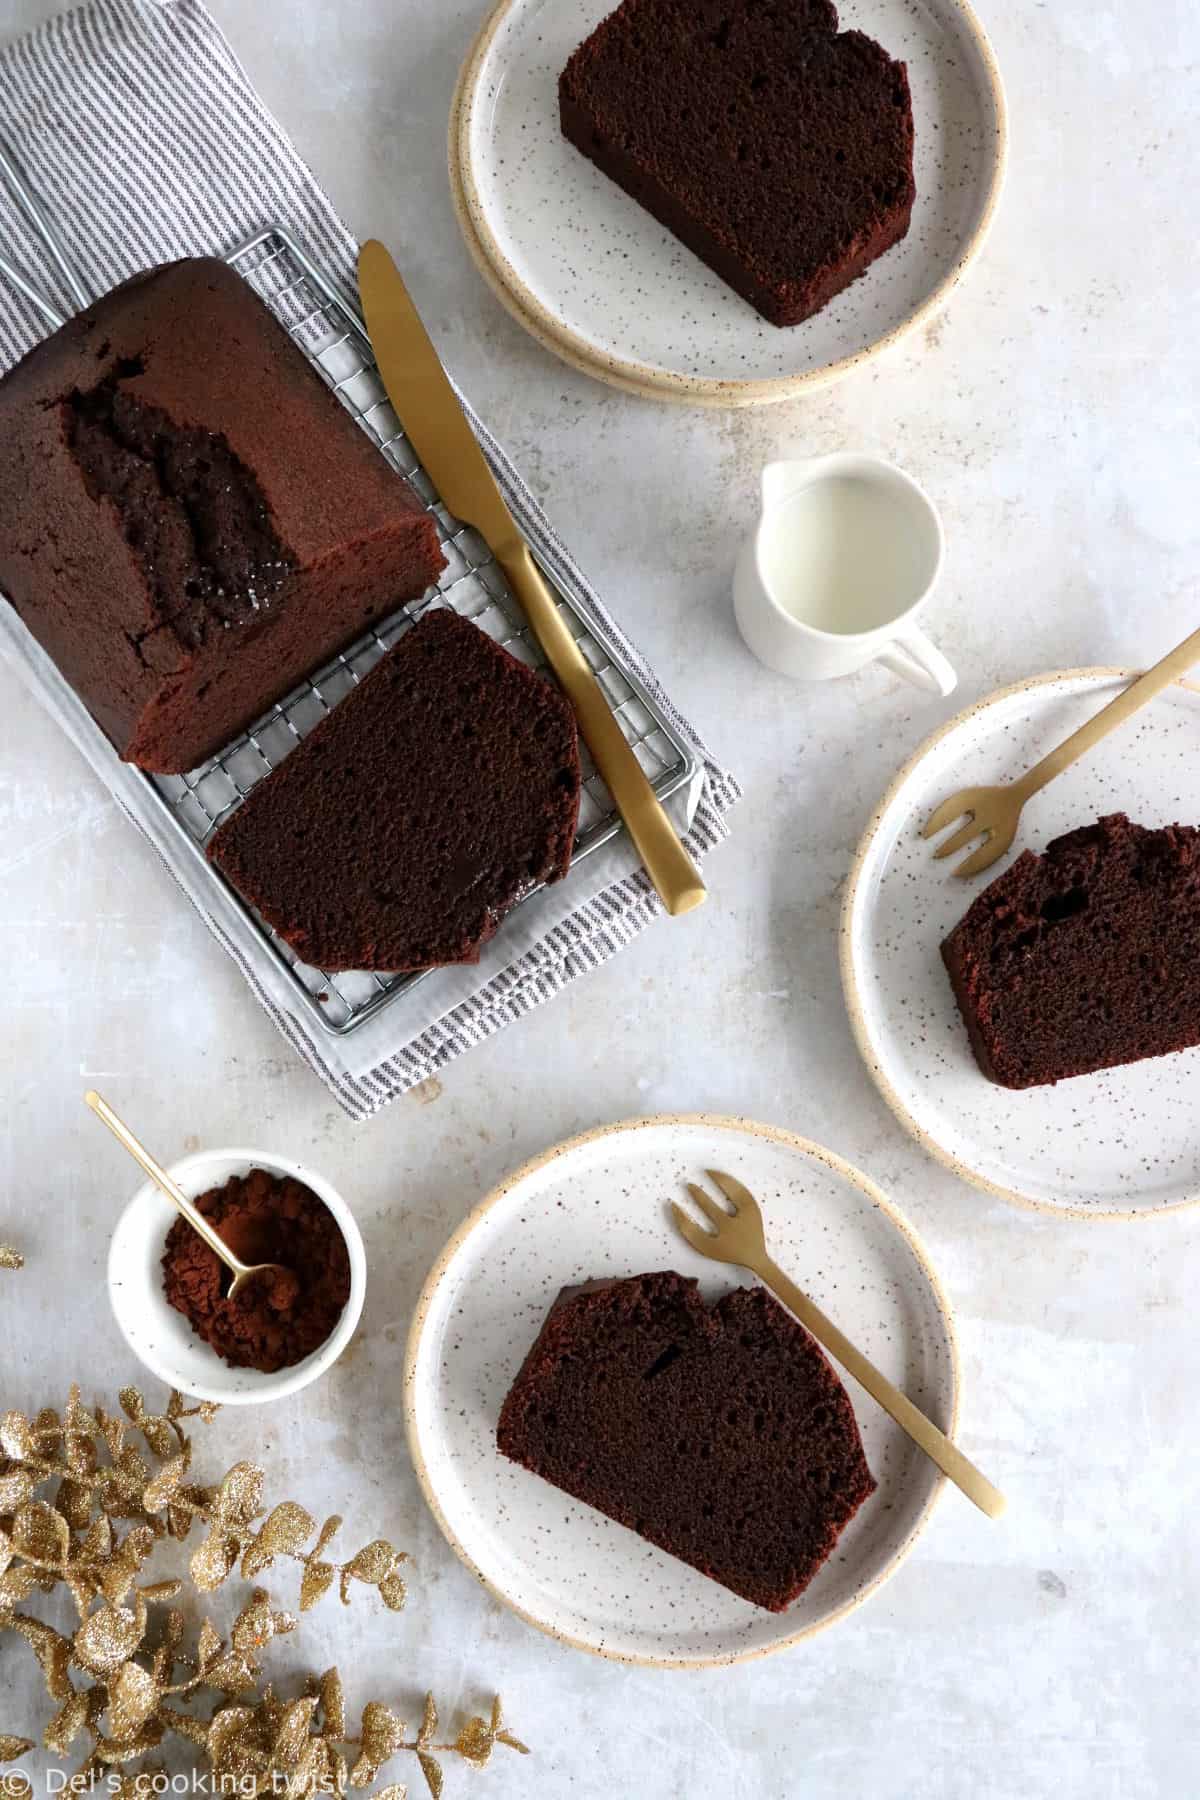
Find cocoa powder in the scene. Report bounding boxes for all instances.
[161,1168,351,1373]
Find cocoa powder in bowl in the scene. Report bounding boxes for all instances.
[161,1168,351,1374]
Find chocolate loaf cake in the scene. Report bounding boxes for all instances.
[0,258,445,772]
[207,607,581,973]
[559,0,915,327]
[497,1271,875,1611]
[942,813,1200,1089]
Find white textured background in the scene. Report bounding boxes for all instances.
[1,1,1198,1795]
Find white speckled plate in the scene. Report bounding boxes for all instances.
[404,1114,957,1666]
[842,671,1200,1220]
[449,0,1007,405]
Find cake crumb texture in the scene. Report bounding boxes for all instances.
[559,0,915,326]
[207,606,581,974]
[942,812,1200,1088]
[497,1270,876,1611]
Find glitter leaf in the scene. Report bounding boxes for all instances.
[64,1391,96,1435]
[139,1418,176,1460]
[43,1690,90,1755]
[298,1560,335,1612]
[93,1719,164,1764]
[197,1620,222,1671]
[97,1550,145,1609]
[415,1752,443,1800]
[313,1516,342,1558]
[372,1787,407,1800]
[201,1652,259,1696]
[56,1480,94,1533]
[339,1541,399,1602]
[343,1541,396,1584]
[143,1457,187,1511]
[139,1581,183,1604]
[271,1697,318,1768]
[0,1568,37,1607]
[11,1617,73,1699]
[453,1718,495,1768]
[73,1602,146,1678]
[0,1472,37,1512]
[78,1517,113,1564]
[156,1708,209,1749]
[207,1707,261,1779]
[350,1702,405,1786]
[0,1741,32,1766]
[416,1695,437,1751]
[211,1464,264,1528]
[106,1663,160,1737]
[189,1530,239,1594]
[318,1669,345,1739]
[0,1412,32,1460]
[0,1247,23,1271]
[378,1571,407,1613]
[0,1776,32,1799]
[241,1502,314,1578]
[118,1390,145,1426]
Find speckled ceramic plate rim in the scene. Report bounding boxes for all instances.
[402,1111,960,1668]
[448,0,1009,408]
[840,668,1200,1223]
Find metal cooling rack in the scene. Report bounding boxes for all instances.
[0,176,698,1037]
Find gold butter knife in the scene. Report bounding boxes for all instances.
[357,239,706,917]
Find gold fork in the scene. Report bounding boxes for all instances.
[671,1170,1006,1519]
[922,623,1200,877]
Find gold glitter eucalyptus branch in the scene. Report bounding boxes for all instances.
[0,1246,23,1271]
[0,1387,528,1798]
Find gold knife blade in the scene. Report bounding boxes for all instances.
[357,239,706,917]
[358,240,518,554]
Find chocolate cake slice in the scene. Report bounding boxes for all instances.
[206,607,581,972]
[942,813,1200,1089]
[559,0,915,327]
[497,1271,875,1611]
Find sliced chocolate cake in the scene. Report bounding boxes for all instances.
[942,813,1200,1088]
[206,607,581,972]
[0,258,445,772]
[559,0,915,327]
[497,1271,875,1611]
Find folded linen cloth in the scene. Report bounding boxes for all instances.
[0,0,739,1119]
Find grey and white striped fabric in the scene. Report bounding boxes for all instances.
[0,0,739,1119]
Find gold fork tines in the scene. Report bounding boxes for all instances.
[922,624,1200,878]
[671,1170,1006,1520]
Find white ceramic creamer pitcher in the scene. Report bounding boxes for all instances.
[733,454,957,695]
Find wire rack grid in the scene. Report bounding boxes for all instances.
[132,226,698,1036]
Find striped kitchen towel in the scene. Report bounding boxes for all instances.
[0,0,739,1119]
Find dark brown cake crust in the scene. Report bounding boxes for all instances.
[207,607,581,973]
[497,1270,875,1612]
[942,813,1200,1089]
[0,258,445,772]
[559,0,915,328]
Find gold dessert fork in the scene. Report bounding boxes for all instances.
[922,624,1200,877]
[671,1170,1006,1519]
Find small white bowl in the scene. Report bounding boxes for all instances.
[108,1147,366,1405]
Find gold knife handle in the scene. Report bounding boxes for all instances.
[497,541,706,916]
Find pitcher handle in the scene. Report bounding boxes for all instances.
[877,625,957,697]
